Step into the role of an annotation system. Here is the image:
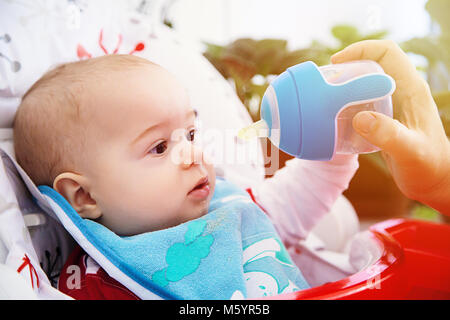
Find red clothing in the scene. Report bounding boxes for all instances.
[58,245,139,300]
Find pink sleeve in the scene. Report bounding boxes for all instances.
[250,154,359,247]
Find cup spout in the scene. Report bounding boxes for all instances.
[238,119,269,141]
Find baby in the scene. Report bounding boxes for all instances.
[13,54,358,299]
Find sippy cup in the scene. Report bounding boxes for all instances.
[238,60,396,160]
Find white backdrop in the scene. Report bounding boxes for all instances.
[168,0,430,49]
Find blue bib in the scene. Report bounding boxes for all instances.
[38,178,309,299]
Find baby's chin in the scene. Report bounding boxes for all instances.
[162,178,216,229]
[183,199,211,223]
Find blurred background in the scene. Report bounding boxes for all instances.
[153,0,450,225]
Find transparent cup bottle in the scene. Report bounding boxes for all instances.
[239,60,396,160]
[319,60,393,154]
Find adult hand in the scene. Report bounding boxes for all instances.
[331,40,450,216]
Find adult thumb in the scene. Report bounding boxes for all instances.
[352,111,416,160]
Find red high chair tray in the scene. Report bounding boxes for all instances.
[275,218,450,300]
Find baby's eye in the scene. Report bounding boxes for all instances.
[148,141,168,155]
[187,129,196,142]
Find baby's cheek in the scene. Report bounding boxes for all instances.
[132,179,181,211]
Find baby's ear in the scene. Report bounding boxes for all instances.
[53,172,102,220]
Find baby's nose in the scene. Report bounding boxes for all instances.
[177,139,204,169]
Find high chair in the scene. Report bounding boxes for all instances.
[1,0,449,300]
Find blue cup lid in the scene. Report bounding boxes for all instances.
[262,61,395,160]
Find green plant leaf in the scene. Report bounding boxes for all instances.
[434,91,450,136]
[426,0,450,35]
[410,203,442,222]
[331,25,361,46]
[203,43,230,79]
[254,39,288,52]
[361,153,390,176]
[401,37,442,66]
[433,91,450,108]
[203,42,225,59]
[400,0,450,72]
[358,30,389,44]
[248,82,269,98]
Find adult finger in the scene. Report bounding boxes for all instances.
[352,111,420,162]
[331,40,418,84]
[332,40,437,130]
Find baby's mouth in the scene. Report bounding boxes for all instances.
[188,176,210,199]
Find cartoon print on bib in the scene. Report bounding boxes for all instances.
[242,237,300,297]
[152,219,214,287]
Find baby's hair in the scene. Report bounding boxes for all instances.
[14,54,155,186]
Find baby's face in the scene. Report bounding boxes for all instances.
[80,64,216,236]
